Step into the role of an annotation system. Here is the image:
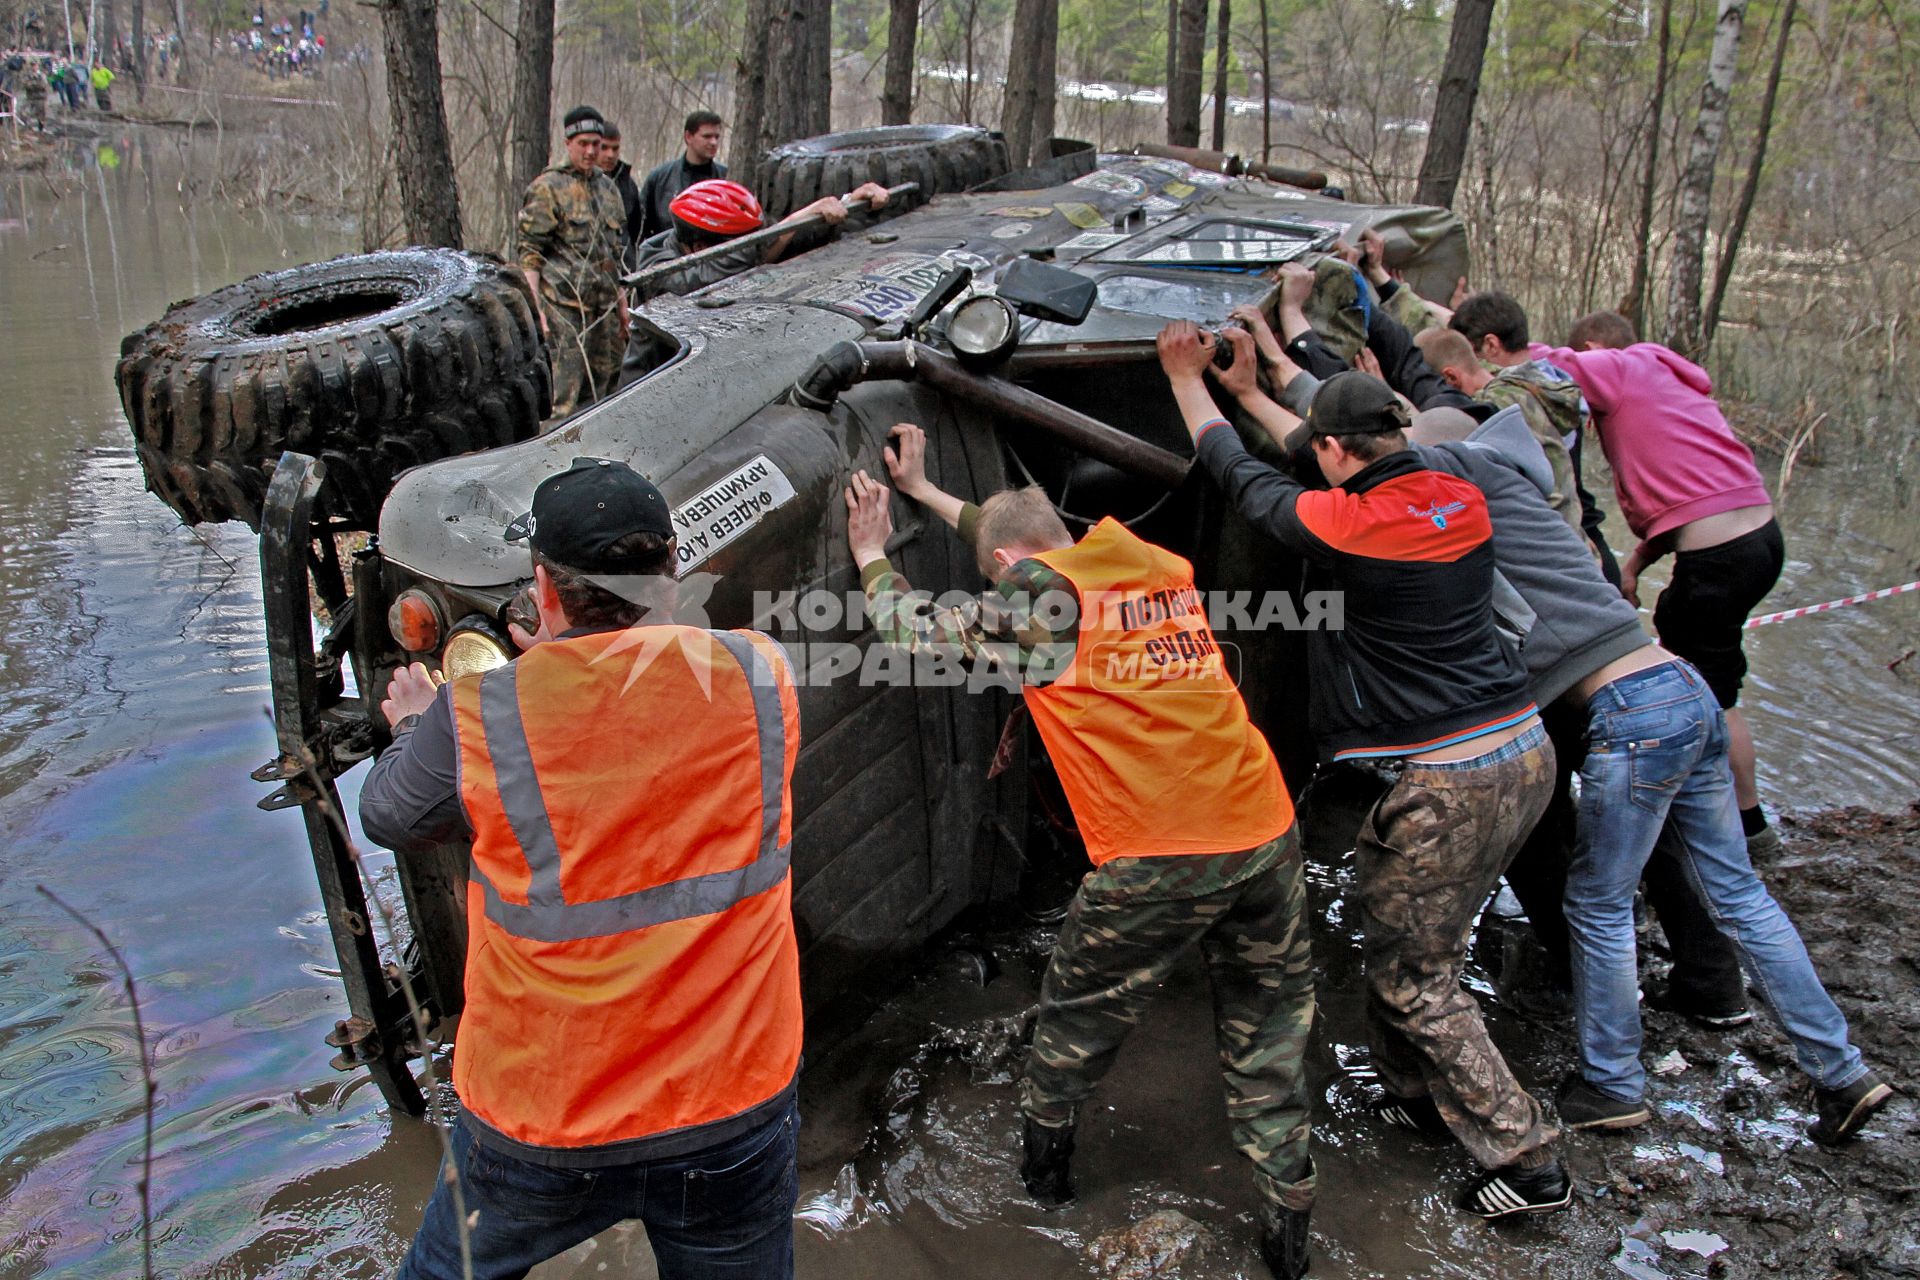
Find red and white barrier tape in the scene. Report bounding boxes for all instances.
[1744,579,1920,629]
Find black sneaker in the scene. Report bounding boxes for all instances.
[1369,1092,1454,1140]
[1458,1156,1573,1219]
[1020,1115,1076,1206]
[1810,1072,1895,1146]
[1556,1077,1651,1131]
[1257,1197,1311,1280]
[1643,980,1753,1030]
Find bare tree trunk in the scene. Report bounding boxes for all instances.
[805,0,831,134]
[1167,0,1205,146]
[508,0,555,210]
[1623,0,1673,334]
[734,0,773,190]
[759,0,830,152]
[1256,0,1269,162]
[131,0,145,100]
[1704,0,1796,348]
[1413,0,1495,208]
[1665,0,1747,359]
[379,0,463,247]
[1209,0,1228,150]
[1001,0,1058,168]
[880,0,917,125]
[735,0,828,187]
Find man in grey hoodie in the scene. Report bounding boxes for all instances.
[1401,405,1892,1146]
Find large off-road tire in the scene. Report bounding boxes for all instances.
[116,248,550,529]
[757,124,1010,221]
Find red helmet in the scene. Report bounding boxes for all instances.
[669,179,763,239]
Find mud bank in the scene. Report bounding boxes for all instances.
[785,803,1916,1280]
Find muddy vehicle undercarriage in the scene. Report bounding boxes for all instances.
[118,127,1468,1114]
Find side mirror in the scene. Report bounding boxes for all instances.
[997,257,1096,326]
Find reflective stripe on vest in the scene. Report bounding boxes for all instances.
[469,629,789,943]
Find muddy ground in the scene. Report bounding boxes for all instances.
[790,801,1918,1280]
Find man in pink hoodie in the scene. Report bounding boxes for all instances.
[1532,310,1781,857]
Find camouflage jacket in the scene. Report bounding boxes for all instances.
[516,162,627,312]
[860,504,1078,686]
[1477,362,1586,533]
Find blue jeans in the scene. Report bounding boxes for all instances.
[1565,661,1866,1101]
[397,1099,799,1280]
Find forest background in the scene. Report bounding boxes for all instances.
[7,0,1918,438]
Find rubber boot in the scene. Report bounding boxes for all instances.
[1020,1116,1075,1206]
[1257,1198,1311,1279]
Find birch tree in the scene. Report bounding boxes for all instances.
[1665,0,1748,359]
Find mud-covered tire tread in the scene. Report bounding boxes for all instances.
[116,248,547,529]
[755,124,1010,221]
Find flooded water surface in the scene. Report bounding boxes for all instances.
[0,129,1915,1279]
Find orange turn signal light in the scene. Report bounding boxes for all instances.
[388,590,445,654]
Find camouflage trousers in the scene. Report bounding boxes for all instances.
[1355,723,1559,1170]
[1020,831,1317,1211]
[543,296,625,418]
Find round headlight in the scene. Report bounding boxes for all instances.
[948,295,1018,364]
[442,626,512,680]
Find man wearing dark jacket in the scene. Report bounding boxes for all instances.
[637,110,727,242]
[596,123,645,265]
[1159,323,1570,1220]
[1404,407,1893,1147]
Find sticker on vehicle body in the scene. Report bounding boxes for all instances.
[672,455,798,569]
[1162,180,1197,198]
[1127,238,1316,264]
[988,205,1055,218]
[1058,231,1131,251]
[819,254,959,322]
[1072,171,1148,197]
[1055,201,1109,230]
[991,221,1034,239]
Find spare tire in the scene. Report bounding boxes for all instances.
[757,124,1010,221]
[116,248,550,530]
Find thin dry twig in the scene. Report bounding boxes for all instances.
[36,886,156,1280]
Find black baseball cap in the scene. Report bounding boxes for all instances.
[1306,370,1412,436]
[504,457,673,570]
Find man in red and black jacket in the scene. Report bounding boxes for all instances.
[1159,324,1570,1221]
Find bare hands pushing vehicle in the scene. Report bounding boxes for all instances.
[380,661,445,728]
[845,470,895,567]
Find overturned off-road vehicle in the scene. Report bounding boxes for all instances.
[118,125,1469,1113]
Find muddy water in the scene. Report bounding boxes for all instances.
[1,129,1916,1279]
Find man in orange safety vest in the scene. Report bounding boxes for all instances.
[361,456,803,1280]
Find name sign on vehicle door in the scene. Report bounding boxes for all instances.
[673,455,798,569]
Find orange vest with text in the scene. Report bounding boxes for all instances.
[449,625,801,1158]
[1025,518,1293,864]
